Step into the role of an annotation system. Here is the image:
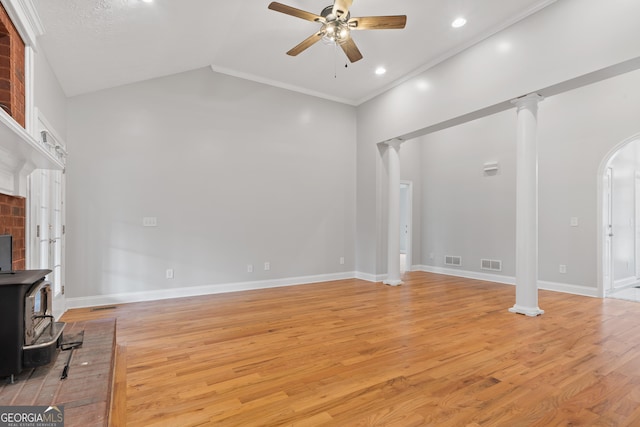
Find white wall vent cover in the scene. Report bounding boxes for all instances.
[481,259,502,271]
[445,255,462,267]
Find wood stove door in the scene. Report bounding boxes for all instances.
[29,170,66,319]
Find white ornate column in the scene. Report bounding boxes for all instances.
[509,93,544,316]
[384,139,403,286]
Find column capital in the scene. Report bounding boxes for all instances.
[384,138,404,151]
[511,93,544,111]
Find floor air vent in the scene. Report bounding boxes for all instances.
[481,259,502,272]
[445,255,462,267]
[90,305,117,312]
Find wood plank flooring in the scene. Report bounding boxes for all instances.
[62,272,640,426]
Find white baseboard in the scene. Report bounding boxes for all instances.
[415,265,599,298]
[538,280,599,297]
[613,276,639,289]
[67,271,358,309]
[415,265,515,285]
[354,271,385,282]
[66,266,603,310]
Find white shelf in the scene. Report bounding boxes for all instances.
[0,108,64,172]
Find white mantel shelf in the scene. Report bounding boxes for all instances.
[0,109,64,171]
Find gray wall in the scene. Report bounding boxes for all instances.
[353,0,640,283]
[66,67,356,299]
[44,0,640,299]
[538,68,640,289]
[34,48,67,140]
[356,0,640,145]
[415,68,640,291]
[418,110,516,277]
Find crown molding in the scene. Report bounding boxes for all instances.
[209,65,358,106]
[355,0,558,106]
[0,0,44,48]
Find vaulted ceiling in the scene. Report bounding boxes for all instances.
[34,0,556,105]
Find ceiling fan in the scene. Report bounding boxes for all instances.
[268,0,407,63]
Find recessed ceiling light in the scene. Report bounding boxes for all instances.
[451,17,467,28]
[142,0,153,3]
[497,41,512,53]
[416,80,430,91]
[375,67,387,76]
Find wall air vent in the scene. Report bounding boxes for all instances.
[481,259,502,271]
[445,255,462,267]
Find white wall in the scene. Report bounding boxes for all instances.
[414,68,640,293]
[66,67,356,300]
[34,48,67,140]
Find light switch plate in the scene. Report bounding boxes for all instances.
[143,217,157,227]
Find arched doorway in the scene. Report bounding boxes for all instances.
[599,133,640,301]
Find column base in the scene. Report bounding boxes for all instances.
[383,279,403,287]
[508,304,544,317]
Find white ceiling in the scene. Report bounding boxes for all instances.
[33,0,556,105]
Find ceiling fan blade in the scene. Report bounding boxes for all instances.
[349,15,407,30]
[287,31,324,56]
[332,0,353,19]
[340,37,363,63]
[268,2,323,23]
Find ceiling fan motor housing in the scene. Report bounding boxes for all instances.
[321,5,350,22]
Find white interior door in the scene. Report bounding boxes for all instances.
[400,181,412,273]
[29,169,65,319]
[635,172,640,278]
[604,167,614,293]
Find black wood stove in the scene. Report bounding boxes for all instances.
[0,269,65,382]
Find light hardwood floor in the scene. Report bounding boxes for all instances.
[62,272,640,426]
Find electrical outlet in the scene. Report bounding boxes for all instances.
[559,265,567,274]
[340,257,345,265]
[264,262,270,271]
[570,217,578,227]
[247,264,253,273]
[166,268,174,279]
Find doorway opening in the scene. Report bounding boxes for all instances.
[400,181,412,274]
[600,134,640,302]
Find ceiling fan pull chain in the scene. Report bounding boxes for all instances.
[334,42,338,78]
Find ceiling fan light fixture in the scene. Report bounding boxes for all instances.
[322,21,350,44]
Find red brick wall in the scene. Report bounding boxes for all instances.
[0,3,25,127]
[0,193,26,270]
